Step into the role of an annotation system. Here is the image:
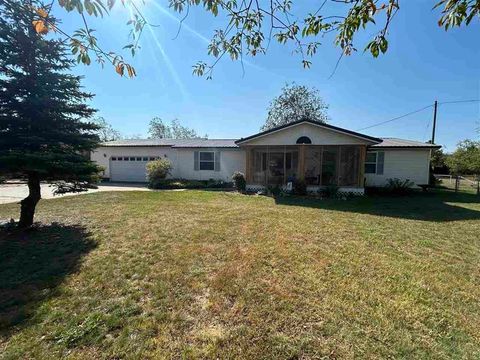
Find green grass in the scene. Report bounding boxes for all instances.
[0,189,479,359]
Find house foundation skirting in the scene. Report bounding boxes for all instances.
[246,184,365,196]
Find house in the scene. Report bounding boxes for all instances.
[91,119,440,194]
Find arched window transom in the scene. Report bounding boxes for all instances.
[296,136,312,144]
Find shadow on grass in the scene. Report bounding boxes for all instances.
[0,224,96,334]
[275,189,480,222]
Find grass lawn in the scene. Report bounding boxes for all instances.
[0,189,479,359]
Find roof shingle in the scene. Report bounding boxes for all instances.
[371,138,440,149]
[101,139,239,148]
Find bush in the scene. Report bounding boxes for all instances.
[148,178,233,190]
[385,178,414,195]
[267,185,282,197]
[146,159,172,188]
[320,184,339,198]
[232,171,246,192]
[293,179,307,195]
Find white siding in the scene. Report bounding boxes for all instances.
[174,148,245,181]
[365,149,431,187]
[239,123,376,146]
[91,146,245,182]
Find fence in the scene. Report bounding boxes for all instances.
[434,174,480,194]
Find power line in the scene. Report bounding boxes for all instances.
[356,105,433,131]
[355,99,480,132]
[438,99,480,105]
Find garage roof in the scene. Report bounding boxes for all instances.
[101,139,239,148]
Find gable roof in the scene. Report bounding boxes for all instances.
[371,138,441,149]
[101,139,239,148]
[235,119,382,145]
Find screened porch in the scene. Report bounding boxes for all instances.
[244,145,366,188]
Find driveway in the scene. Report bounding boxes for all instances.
[0,182,150,204]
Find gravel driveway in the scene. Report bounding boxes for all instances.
[0,182,150,204]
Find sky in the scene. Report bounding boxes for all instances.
[58,0,479,151]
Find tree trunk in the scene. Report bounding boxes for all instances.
[18,173,41,228]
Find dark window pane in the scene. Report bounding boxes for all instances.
[111,157,117,161]
[136,157,142,161]
[130,157,136,161]
[366,152,377,162]
[143,157,148,161]
[124,157,129,161]
[199,161,215,170]
[200,152,214,161]
[365,164,376,174]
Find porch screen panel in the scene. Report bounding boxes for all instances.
[285,149,299,182]
[267,147,285,186]
[339,146,360,186]
[253,149,267,184]
[321,146,338,185]
[305,147,322,185]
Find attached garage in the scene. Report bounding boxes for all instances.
[110,156,157,182]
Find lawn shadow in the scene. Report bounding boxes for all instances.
[275,189,480,222]
[0,224,96,334]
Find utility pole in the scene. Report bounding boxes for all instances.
[429,100,438,186]
[431,100,438,144]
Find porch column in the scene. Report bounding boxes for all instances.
[245,147,253,183]
[298,145,305,180]
[358,145,366,187]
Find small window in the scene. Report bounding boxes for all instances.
[143,157,149,161]
[111,157,117,161]
[365,152,377,174]
[136,157,142,161]
[296,136,312,144]
[149,157,156,161]
[123,157,129,161]
[199,151,215,170]
[130,157,136,161]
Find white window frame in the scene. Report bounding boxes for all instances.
[199,151,215,171]
[365,151,377,174]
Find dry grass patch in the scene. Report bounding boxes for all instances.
[0,189,479,359]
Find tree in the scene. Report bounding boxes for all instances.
[22,0,480,78]
[262,83,329,131]
[148,118,206,139]
[92,116,122,142]
[0,0,101,228]
[446,140,480,175]
[431,147,449,174]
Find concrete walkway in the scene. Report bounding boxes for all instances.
[0,182,150,204]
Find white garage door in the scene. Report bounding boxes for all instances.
[110,156,155,182]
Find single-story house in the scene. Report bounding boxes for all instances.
[91,119,440,194]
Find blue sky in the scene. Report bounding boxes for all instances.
[59,0,479,151]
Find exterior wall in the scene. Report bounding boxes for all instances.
[174,148,245,181]
[365,149,431,187]
[239,123,375,146]
[91,146,245,182]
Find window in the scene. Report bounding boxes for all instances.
[129,157,136,161]
[136,157,142,161]
[123,157,129,161]
[143,157,149,161]
[199,151,215,170]
[296,136,312,144]
[111,157,117,161]
[149,157,155,161]
[365,152,377,174]
[365,151,384,174]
